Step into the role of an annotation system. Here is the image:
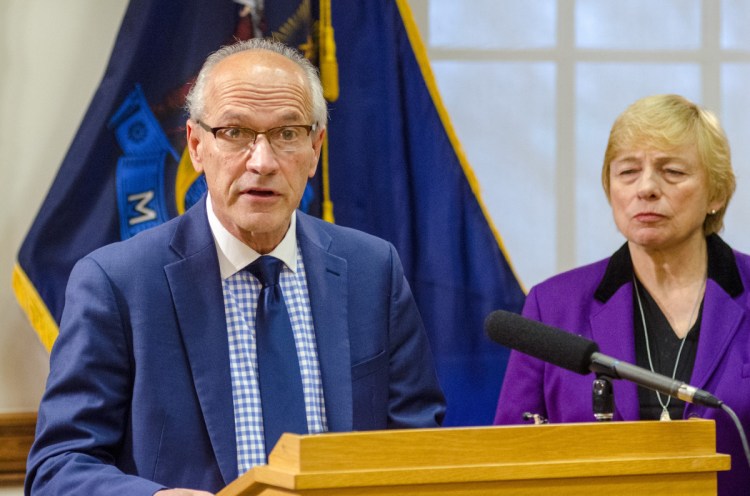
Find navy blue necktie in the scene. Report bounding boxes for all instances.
[247,256,307,456]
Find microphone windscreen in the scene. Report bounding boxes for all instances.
[484,310,599,374]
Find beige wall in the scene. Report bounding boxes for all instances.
[0,0,129,411]
[0,1,128,492]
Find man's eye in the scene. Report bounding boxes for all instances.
[220,128,250,140]
[278,127,301,141]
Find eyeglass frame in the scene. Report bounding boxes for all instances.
[196,120,317,152]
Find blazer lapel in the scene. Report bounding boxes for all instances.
[689,280,744,393]
[296,212,352,432]
[164,200,237,485]
[590,283,640,420]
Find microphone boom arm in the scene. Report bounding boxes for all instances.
[589,352,722,408]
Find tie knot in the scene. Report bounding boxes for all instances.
[247,256,283,287]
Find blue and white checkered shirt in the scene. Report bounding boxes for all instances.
[206,196,328,474]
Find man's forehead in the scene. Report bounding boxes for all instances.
[202,51,310,106]
[215,49,305,82]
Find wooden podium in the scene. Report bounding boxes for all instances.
[218,420,730,496]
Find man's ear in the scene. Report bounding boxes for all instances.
[309,126,326,178]
[186,120,204,173]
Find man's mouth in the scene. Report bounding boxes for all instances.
[246,188,275,197]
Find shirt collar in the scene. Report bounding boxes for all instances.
[205,193,298,280]
[594,234,743,302]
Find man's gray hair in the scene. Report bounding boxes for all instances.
[185,38,328,127]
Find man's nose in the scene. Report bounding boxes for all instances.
[246,135,278,174]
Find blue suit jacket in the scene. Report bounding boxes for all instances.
[26,198,445,495]
[494,236,750,495]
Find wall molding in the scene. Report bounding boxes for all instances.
[0,412,36,486]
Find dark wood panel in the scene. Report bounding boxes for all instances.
[0,412,36,486]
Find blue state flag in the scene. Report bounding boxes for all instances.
[324,0,525,425]
[13,0,525,426]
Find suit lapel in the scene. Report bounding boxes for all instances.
[164,200,237,485]
[690,280,744,391]
[590,283,640,420]
[296,212,352,432]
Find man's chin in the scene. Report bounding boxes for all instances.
[231,213,293,249]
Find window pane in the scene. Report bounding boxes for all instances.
[432,61,556,287]
[429,0,556,49]
[575,63,702,266]
[721,0,750,50]
[721,64,750,250]
[576,0,701,49]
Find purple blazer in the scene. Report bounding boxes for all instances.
[495,235,750,495]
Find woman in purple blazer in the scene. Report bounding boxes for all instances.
[495,94,749,495]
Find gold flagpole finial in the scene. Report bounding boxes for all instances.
[319,0,339,102]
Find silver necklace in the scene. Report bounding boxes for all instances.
[632,275,705,421]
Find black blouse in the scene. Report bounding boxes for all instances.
[632,277,701,420]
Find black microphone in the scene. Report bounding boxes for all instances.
[484,310,723,409]
[484,309,598,374]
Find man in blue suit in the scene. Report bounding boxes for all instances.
[26,39,445,496]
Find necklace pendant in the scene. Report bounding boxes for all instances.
[660,408,671,422]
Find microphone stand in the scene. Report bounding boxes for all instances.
[592,375,614,421]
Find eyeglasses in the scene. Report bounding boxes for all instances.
[197,121,316,153]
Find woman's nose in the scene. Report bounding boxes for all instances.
[636,168,661,198]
